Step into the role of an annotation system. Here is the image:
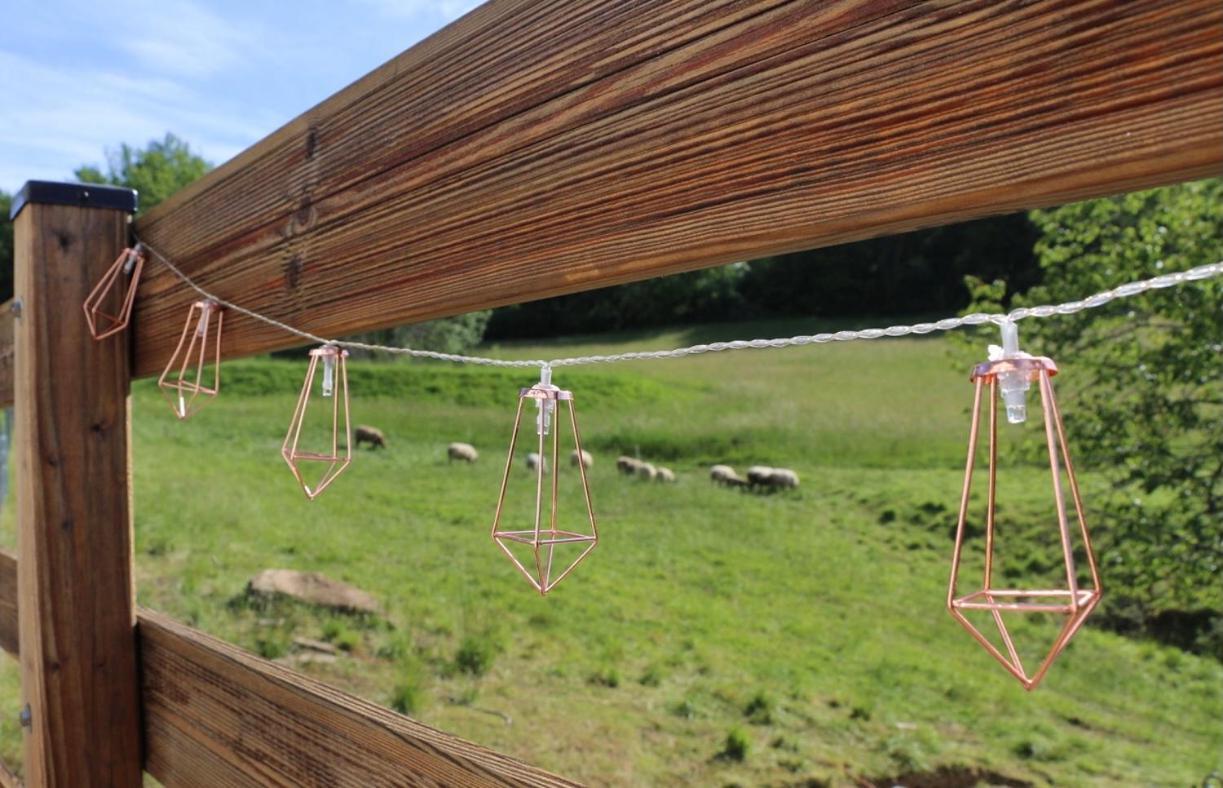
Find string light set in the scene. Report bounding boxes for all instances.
[84,239,1223,689]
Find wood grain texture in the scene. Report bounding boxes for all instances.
[0,561,572,786]
[0,550,14,658]
[13,204,142,787]
[128,0,1223,377]
[0,755,21,788]
[139,608,577,787]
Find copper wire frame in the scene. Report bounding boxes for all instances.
[948,356,1101,691]
[82,246,145,340]
[281,345,352,500]
[157,300,223,420]
[491,384,598,595]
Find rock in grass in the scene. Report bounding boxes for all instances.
[247,569,379,615]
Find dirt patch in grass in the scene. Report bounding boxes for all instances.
[863,764,1031,788]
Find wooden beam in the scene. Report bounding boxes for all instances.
[128,0,1223,377]
[0,555,574,786]
[12,194,142,787]
[138,608,577,787]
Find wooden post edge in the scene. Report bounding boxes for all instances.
[0,552,575,787]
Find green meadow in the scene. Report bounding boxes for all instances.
[1,318,1219,785]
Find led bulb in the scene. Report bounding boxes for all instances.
[321,355,335,398]
[999,370,1029,424]
[997,320,1027,424]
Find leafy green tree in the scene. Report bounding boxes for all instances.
[351,310,493,357]
[76,133,211,212]
[967,179,1223,655]
[0,191,12,302]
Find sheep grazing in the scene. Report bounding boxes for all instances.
[617,456,642,475]
[354,425,387,450]
[447,442,478,463]
[769,468,800,490]
[655,466,676,483]
[526,452,548,472]
[635,462,658,482]
[746,466,775,488]
[709,464,737,485]
[570,449,594,469]
[723,474,750,489]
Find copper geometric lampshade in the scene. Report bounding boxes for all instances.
[491,368,598,595]
[82,245,145,340]
[948,352,1101,690]
[282,345,352,500]
[157,299,223,420]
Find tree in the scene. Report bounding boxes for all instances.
[350,310,493,357]
[968,179,1223,655]
[0,191,12,302]
[76,133,211,212]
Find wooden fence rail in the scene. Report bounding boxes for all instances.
[125,0,1222,379]
[0,550,575,787]
[0,1,1220,785]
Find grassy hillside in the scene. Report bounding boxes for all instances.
[0,318,1219,785]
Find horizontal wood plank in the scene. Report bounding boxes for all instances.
[138,608,578,787]
[126,0,1223,377]
[0,555,574,786]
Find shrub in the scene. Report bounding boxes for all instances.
[454,635,499,676]
[720,728,749,762]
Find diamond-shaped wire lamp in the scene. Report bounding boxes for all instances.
[157,299,223,420]
[948,355,1101,690]
[82,246,144,340]
[491,374,598,594]
[282,345,351,500]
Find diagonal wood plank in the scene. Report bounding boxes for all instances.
[125,0,1223,378]
[0,553,576,787]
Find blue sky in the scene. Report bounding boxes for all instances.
[0,0,483,194]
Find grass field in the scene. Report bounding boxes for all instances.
[1,317,1220,786]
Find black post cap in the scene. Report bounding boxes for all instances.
[9,180,138,221]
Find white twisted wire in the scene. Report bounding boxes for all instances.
[135,237,1223,372]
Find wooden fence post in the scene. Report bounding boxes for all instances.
[11,182,142,787]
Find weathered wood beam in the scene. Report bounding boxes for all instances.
[12,192,143,788]
[0,554,575,787]
[128,0,1223,378]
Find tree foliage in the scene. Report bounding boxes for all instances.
[486,214,1040,339]
[75,133,211,213]
[0,191,12,303]
[972,179,1223,655]
[348,310,493,357]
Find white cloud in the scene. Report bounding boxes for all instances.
[110,0,256,78]
[358,0,484,21]
[0,48,271,193]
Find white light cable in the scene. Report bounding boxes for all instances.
[135,238,1223,371]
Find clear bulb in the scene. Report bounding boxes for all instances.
[997,320,1026,424]
[999,370,1029,424]
[321,355,335,398]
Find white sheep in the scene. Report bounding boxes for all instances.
[617,456,642,475]
[570,449,594,469]
[768,468,800,490]
[526,452,548,472]
[635,462,657,482]
[710,464,736,485]
[447,442,479,463]
[655,466,676,483]
[746,466,775,488]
